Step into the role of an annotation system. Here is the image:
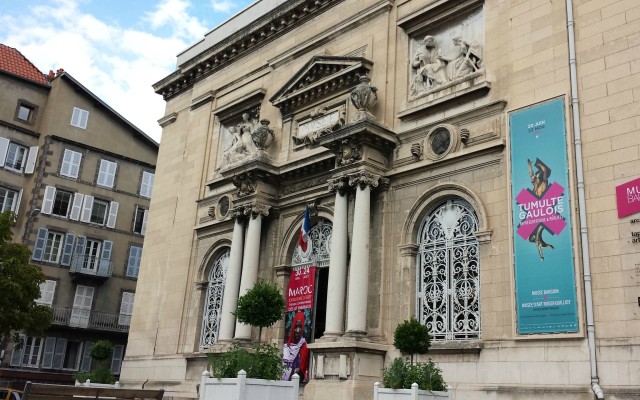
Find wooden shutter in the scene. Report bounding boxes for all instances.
[80,195,94,223]
[126,246,142,277]
[60,233,76,267]
[140,172,154,198]
[70,151,82,178]
[42,186,56,214]
[41,337,56,368]
[38,280,56,305]
[0,137,10,166]
[97,160,116,188]
[52,338,67,369]
[98,240,113,275]
[141,209,148,236]
[60,149,72,177]
[15,188,22,215]
[106,201,119,228]
[118,292,135,326]
[72,236,87,270]
[10,334,26,366]
[80,341,93,372]
[32,228,48,261]
[25,146,39,174]
[70,193,84,221]
[111,345,125,374]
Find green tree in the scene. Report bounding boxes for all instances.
[75,340,116,384]
[235,279,285,343]
[393,317,431,365]
[0,211,52,340]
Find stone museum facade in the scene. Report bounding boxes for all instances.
[121,0,640,399]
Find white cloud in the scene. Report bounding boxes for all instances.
[0,0,214,142]
[211,0,237,13]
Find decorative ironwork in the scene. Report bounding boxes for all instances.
[417,199,480,340]
[200,249,230,347]
[292,218,332,267]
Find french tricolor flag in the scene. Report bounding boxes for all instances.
[298,206,311,253]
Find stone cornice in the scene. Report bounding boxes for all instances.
[153,0,345,101]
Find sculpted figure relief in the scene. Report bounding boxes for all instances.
[222,112,258,167]
[410,35,448,96]
[410,35,483,97]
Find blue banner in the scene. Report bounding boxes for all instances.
[509,98,579,334]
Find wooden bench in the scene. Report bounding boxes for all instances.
[22,382,164,400]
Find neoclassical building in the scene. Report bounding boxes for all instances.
[121,0,640,399]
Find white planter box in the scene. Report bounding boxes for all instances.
[75,380,121,388]
[199,370,299,400]
[373,382,450,400]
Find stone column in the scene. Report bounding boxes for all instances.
[234,204,270,340]
[323,177,349,338]
[218,210,246,341]
[345,172,380,335]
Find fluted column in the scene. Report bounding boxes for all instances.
[345,172,381,335]
[218,210,246,341]
[323,177,349,337]
[234,204,270,340]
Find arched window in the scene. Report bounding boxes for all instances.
[290,218,332,340]
[200,248,230,348]
[417,199,480,340]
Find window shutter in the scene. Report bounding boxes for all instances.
[41,337,56,368]
[98,160,117,188]
[141,209,148,236]
[70,193,84,221]
[0,137,10,166]
[10,334,26,366]
[126,246,142,278]
[118,292,135,326]
[60,149,72,177]
[111,345,125,374]
[97,160,107,186]
[42,186,56,215]
[38,280,56,305]
[106,201,119,228]
[15,189,22,215]
[80,341,94,372]
[52,338,67,369]
[80,195,94,223]
[70,151,82,178]
[140,172,154,198]
[72,236,87,270]
[60,233,76,267]
[99,240,113,276]
[32,228,48,261]
[25,146,39,174]
[80,109,89,128]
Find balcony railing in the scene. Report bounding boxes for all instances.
[50,306,130,332]
[69,256,113,278]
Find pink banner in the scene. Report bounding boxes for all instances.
[616,177,640,218]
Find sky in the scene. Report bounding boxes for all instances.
[0,0,255,142]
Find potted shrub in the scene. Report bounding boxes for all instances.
[75,340,119,387]
[374,318,449,400]
[200,280,297,400]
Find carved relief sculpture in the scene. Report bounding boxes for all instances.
[410,35,448,96]
[350,75,377,121]
[252,119,274,150]
[409,32,483,99]
[292,107,346,145]
[448,37,482,80]
[222,112,258,167]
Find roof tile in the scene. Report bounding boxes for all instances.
[0,43,49,86]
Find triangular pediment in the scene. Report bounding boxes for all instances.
[270,56,372,114]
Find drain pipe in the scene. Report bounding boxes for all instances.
[565,0,603,398]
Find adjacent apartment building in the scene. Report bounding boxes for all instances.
[0,44,158,387]
[122,0,639,399]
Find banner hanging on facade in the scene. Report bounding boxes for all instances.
[282,264,315,382]
[509,98,579,334]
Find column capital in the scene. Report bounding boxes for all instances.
[398,243,419,257]
[327,175,349,195]
[243,203,271,218]
[348,171,386,191]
